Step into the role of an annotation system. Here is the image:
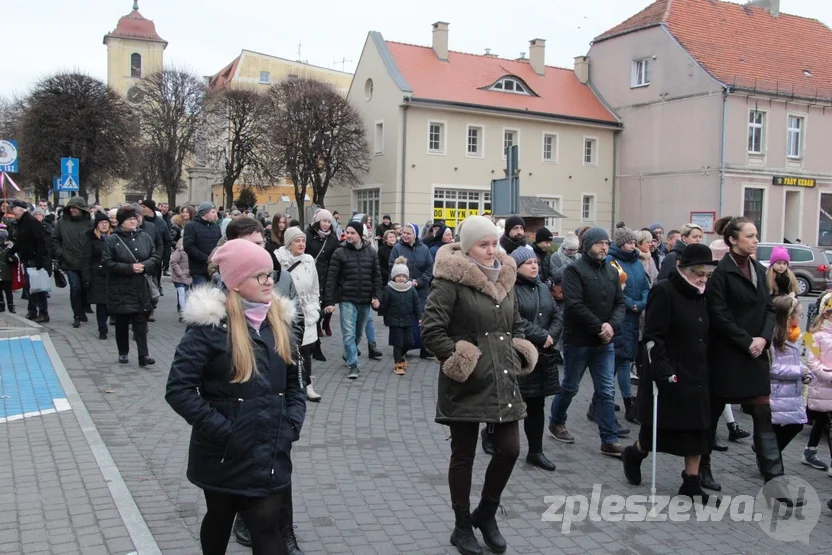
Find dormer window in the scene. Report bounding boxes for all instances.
[490,77,530,95]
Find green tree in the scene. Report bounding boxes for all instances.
[235,187,257,210]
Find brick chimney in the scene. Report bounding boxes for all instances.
[748,0,780,16]
[432,22,449,61]
[529,39,546,76]
[574,56,589,84]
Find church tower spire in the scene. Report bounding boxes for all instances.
[133,1,139,11]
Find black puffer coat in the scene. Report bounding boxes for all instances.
[304,225,339,300]
[144,213,171,264]
[9,212,47,267]
[324,241,382,306]
[421,244,539,425]
[638,271,710,430]
[657,238,686,281]
[81,229,110,305]
[378,284,421,327]
[166,287,305,497]
[707,254,775,400]
[184,217,222,277]
[102,228,160,315]
[514,274,563,399]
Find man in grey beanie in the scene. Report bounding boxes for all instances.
[184,201,221,286]
[548,226,627,457]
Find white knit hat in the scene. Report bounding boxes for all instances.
[390,256,409,280]
[284,226,305,245]
[458,215,500,254]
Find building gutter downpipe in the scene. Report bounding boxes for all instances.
[719,86,729,216]
[612,131,619,232]
[400,102,410,224]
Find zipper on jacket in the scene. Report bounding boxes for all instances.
[270,393,285,477]
[220,398,245,464]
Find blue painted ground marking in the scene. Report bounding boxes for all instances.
[0,335,70,423]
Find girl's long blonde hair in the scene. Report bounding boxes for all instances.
[766,265,798,296]
[809,292,832,334]
[771,294,800,352]
[225,289,294,383]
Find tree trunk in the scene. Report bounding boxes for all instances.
[167,189,177,209]
[223,179,235,210]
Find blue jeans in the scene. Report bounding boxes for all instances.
[365,317,376,344]
[550,343,618,444]
[615,358,633,399]
[192,274,209,288]
[66,269,84,319]
[339,302,371,368]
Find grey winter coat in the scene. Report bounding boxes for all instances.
[53,197,92,271]
[421,244,538,425]
[170,244,192,286]
[549,245,580,285]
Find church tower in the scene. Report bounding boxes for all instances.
[103,1,167,98]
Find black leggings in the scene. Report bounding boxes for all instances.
[523,397,545,454]
[448,421,520,507]
[202,490,286,555]
[807,411,832,454]
[299,343,313,386]
[773,423,804,452]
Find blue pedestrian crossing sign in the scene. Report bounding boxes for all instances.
[60,157,79,191]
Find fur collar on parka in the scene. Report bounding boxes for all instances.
[182,285,298,329]
[432,243,516,303]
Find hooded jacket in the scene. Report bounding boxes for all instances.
[325,240,382,306]
[421,244,538,424]
[165,286,305,497]
[606,245,650,360]
[170,241,192,286]
[549,245,580,285]
[769,341,808,426]
[53,197,92,271]
[389,236,434,310]
[807,321,832,413]
[275,246,320,346]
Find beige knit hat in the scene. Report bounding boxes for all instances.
[458,215,500,254]
[284,226,305,245]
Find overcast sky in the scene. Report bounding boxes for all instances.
[3,0,830,97]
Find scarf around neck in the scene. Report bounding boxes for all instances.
[677,267,706,295]
[387,280,413,292]
[317,227,331,238]
[240,299,271,332]
[468,256,502,283]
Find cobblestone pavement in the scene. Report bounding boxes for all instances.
[7,279,832,554]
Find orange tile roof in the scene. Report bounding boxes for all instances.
[595,0,832,101]
[103,9,167,46]
[208,55,241,90]
[384,41,618,124]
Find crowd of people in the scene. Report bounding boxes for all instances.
[5,196,832,555]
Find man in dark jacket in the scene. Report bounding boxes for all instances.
[183,201,221,287]
[532,226,553,286]
[548,227,627,457]
[374,214,394,249]
[324,221,382,378]
[9,201,50,322]
[657,231,687,281]
[499,215,527,254]
[141,200,170,292]
[53,196,92,327]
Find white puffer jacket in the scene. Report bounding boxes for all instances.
[275,247,320,346]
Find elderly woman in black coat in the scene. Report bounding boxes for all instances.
[102,206,160,367]
[509,247,562,472]
[621,244,718,504]
[81,212,113,340]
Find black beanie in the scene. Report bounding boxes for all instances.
[504,215,525,235]
[535,227,553,244]
[346,221,364,238]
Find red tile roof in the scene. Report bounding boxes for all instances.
[595,0,832,100]
[208,56,241,90]
[384,41,618,124]
[103,9,167,46]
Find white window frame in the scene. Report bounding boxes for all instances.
[541,131,559,164]
[502,127,520,160]
[490,77,530,95]
[581,194,596,223]
[537,195,563,234]
[741,185,766,239]
[427,120,447,155]
[631,58,651,88]
[373,120,384,156]
[465,124,485,158]
[583,136,599,167]
[748,109,766,155]
[354,187,381,226]
[787,114,804,159]
[259,71,271,84]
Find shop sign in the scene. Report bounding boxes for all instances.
[773,176,816,188]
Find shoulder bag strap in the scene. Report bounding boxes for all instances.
[287,260,302,274]
[113,235,138,263]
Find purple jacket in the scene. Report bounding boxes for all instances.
[769,341,808,425]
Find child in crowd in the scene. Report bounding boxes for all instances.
[378,257,421,375]
[767,246,799,297]
[0,225,14,313]
[169,238,192,322]
[769,294,809,455]
[804,292,832,473]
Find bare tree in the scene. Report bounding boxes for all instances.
[133,68,208,206]
[263,78,369,227]
[19,72,136,201]
[127,142,163,199]
[205,88,269,209]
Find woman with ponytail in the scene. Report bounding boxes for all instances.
[166,238,305,555]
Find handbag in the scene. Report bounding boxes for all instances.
[53,264,68,289]
[113,235,161,303]
[27,267,52,294]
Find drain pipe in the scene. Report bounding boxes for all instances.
[719,86,729,216]
[611,131,619,232]
[400,102,409,224]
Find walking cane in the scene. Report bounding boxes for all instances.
[645,340,677,518]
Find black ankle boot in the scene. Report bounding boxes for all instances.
[699,463,722,491]
[678,472,717,506]
[480,428,494,455]
[471,500,506,553]
[312,340,327,362]
[233,514,251,547]
[622,444,647,485]
[754,430,785,482]
[450,505,482,555]
[281,524,304,555]
[368,342,383,360]
[624,396,639,424]
[526,452,556,471]
[727,421,750,441]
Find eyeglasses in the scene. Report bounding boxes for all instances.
[691,270,714,279]
[252,271,278,285]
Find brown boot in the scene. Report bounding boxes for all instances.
[394,362,405,375]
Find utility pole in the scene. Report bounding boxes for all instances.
[334,57,353,72]
[297,41,303,62]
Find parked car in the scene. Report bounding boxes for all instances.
[755,243,832,296]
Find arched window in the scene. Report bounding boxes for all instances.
[131,53,142,78]
[490,76,531,95]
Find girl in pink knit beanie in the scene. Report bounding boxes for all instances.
[767,245,799,297]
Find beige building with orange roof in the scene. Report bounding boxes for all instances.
[329,22,622,234]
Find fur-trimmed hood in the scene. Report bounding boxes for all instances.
[182,284,298,328]
[432,243,516,302]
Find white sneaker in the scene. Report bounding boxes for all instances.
[306,383,321,402]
